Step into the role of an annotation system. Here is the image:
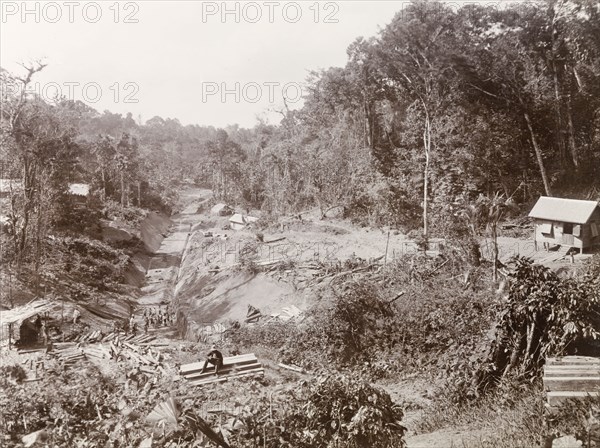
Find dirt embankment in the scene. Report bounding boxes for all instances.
[140,212,173,253]
[104,212,173,289]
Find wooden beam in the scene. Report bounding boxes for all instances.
[544,369,600,377]
[180,354,258,375]
[189,368,265,387]
[543,377,600,391]
[183,362,263,381]
[547,391,600,406]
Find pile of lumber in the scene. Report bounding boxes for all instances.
[110,339,165,371]
[52,344,86,367]
[75,330,105,343]
[66,330,161,345]
[544,356,600,406]
[180,353,264,387]
[49,333,167,373]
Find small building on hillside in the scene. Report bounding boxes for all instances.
[68,183,90,205]
[229,213,258,231]
[529,196,600,253]
[69,183,89,196]
[0,179,23,198]
[210,203,233,216]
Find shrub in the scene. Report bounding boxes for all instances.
[279,281,398,370]
[474,256,600,392]
[229,320,295,350]
[232,374,406,448]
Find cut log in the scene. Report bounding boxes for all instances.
[53,342,76,348]
[278,363,305,373]
[124,342,141,353]
[264,237,286,244]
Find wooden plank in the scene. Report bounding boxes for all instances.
[181,355,258,372]
[278,363,305,373]
[18,348,46,354]
[546,356,600,366]
[181,359,260,377]
[548,391,600,406]
[545,364,600,370]
[183,362,263,382]
[190,371,265,387]
[183,360,262,377]
[53,342,76,348]
[180,354,258,374]
[189,368,265,387]
[544,369,600,377]
[544,377,600,391]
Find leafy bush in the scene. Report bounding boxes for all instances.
[236,240,261,274]
[231,253,495,380]
[232,374,406,448]
[474,256,600,391]
[229,320,295,349]
[0,365,27,384]
[102,199,147,228]
[279,281,398,370]
[40,236,130,298]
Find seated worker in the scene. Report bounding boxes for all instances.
[200,344,223,375]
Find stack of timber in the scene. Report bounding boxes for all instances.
[52,345,86,367]
[76,330,105,343]
[544,356,600,406]
[180,353,264,386]
[50,333,167,372]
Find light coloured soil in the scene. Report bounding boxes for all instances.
[405,427,492,448]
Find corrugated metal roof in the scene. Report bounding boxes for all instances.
[528,196,599,224]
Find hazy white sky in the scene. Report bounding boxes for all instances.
[0,1,487,128]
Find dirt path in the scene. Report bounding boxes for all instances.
[136,188,212,318]
[405,427,491,448]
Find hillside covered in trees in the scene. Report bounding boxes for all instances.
[3,2,600,256]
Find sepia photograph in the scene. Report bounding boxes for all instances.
[1,1,600,447]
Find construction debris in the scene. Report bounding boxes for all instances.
[49,332,168,374]
[245,306,262,323]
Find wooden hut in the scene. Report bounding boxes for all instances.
[529,196,600,254]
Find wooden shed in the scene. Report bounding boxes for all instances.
[529,196,600,254]
[229,213,258,231]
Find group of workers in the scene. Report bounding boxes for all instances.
[142,306,175,332]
